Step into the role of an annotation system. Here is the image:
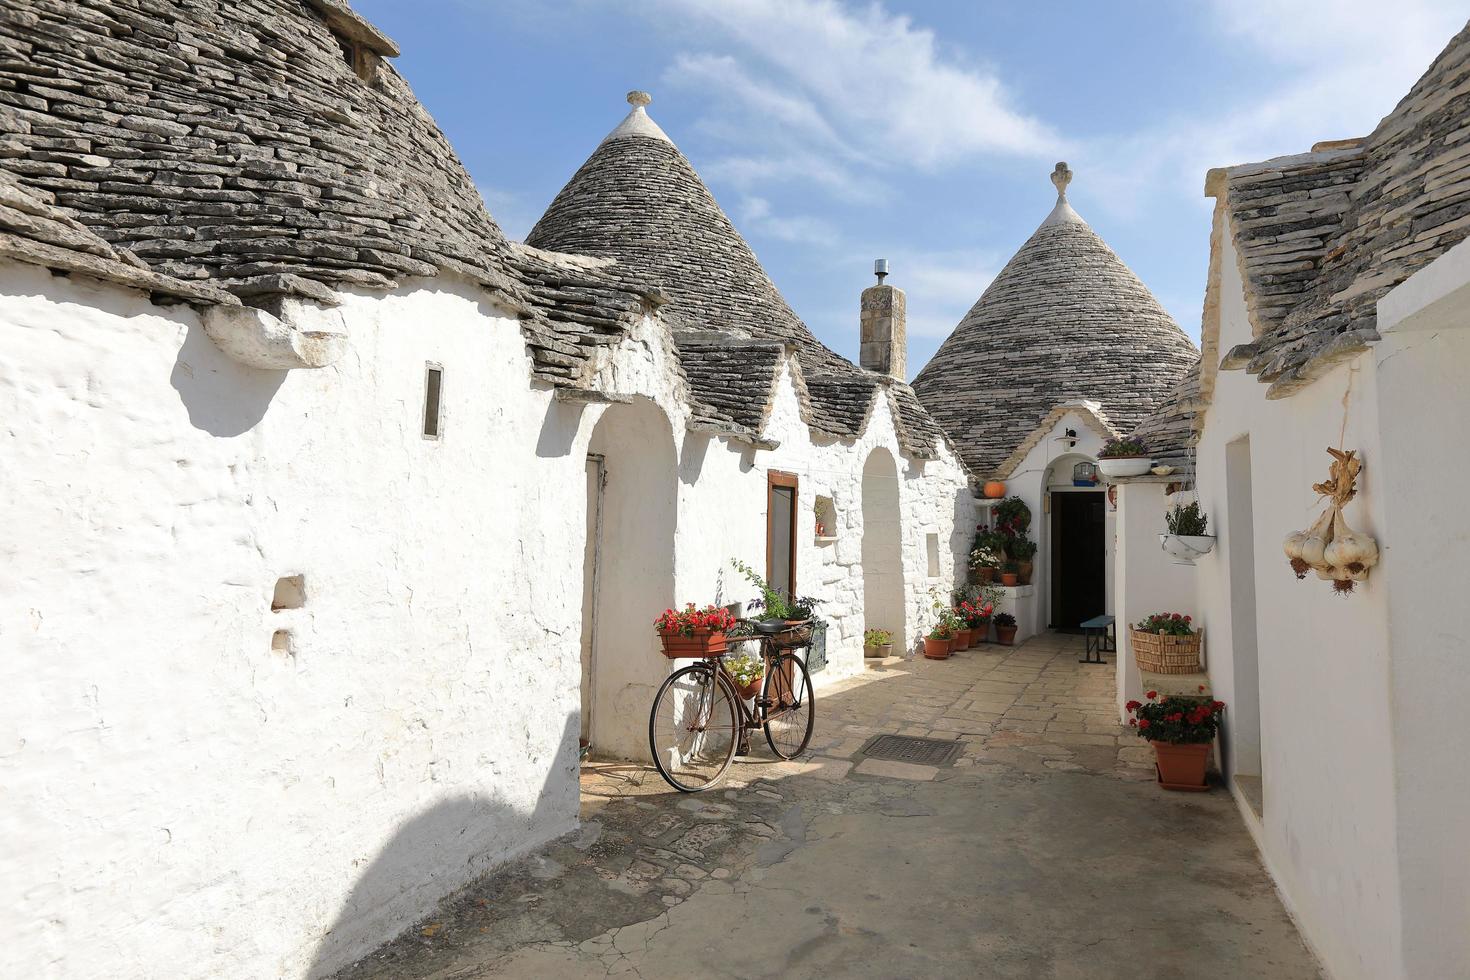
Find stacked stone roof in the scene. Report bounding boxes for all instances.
[526,96,944,458]
[912,165,1198,478]
[1130,357,1203,469]
[0,0,661,389]
[1214,22,1470,398]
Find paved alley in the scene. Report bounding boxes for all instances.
[334,634,1319,979]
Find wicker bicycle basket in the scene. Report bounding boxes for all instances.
[1129,628,1203,674]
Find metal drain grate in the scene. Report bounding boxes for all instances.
[859,734,961,766]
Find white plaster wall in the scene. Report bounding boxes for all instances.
[0,265,597,979]
[1185,224,1403,980]
[0,261,972,978]
[1111,482,1195,712]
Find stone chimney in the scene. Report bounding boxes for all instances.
[860,259,906,379]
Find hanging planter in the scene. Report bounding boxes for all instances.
[1159,501,1215,565]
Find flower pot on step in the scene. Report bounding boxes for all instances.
[1001,573,1019,587]
[1151,741,1211,791]
[977,566,996,584]
[864,642,893,659]
[995,625,1018,645]
[923,637,951,660]
[1018,561,1034,585]
[955,628,972,649]
[973,624,989,643]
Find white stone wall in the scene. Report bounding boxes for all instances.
[1183,220,1404,980]
[0,261,970,978]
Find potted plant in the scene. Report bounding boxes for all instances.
[654,604,738,659]
[726,651,765,699]
[1125,690,1226,791]
[960,599,993,644]
[1096,437,1152,478]
[1128,612,1203,674]
[923,622,954,660]
[995,496,1031,536]
[1160,501,1216,565]
[968,543,1001,584]
[863,627,893,659]
[1008,535,1037,584]
[1000,561,1020,587]
[731,559,822,630]
[993,612,1018,645]
[951,607,973,649]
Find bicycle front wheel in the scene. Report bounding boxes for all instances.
[762,653,815,760]
[649,664,740,792]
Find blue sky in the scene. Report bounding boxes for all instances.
[356,0,1465,377]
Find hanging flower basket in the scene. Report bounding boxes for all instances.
[655,605,737,659]
[1159,534,1217,565]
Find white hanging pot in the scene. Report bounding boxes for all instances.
[1159,533,1216,565]
[1097,457,1153,479]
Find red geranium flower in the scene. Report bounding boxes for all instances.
[1146,690,1157,700]
[1138,719,1150,730]
[1125,700,1142,711]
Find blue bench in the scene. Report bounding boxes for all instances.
[1079,615,1115,664]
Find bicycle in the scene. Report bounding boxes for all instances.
[647,620,816,792]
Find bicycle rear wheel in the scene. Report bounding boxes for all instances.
[762,653,815,760]
[649,664,740,792]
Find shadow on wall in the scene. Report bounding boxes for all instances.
[678,430,711,486]
[170,322,286,436]
[536,398,588,459]
[307,714,580,979]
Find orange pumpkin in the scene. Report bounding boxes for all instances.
[983,481,1007,499]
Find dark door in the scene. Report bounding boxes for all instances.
[1051,492,1106,631]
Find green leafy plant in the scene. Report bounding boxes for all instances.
[729,559,821,620]
[1135,612,1195,636]
[863,628,893,647]
[995,496,1031,533]
[726,652,764,687]
[928,621,955,640]
[1002,560,1020,575]
[1098,437,1149,459]
[1165,501,1209,536]
[1125,690,1225,744]
[993,612,1017,628]
[1007,535,1037,561]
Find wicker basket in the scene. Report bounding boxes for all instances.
[1129,628,1203,674]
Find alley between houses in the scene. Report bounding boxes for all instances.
[332,635,1319,979]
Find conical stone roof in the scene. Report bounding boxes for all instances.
[912,164,1198,477]
[528,93,946,457]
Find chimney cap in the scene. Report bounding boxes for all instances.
[874,258,889,283]
[626,90,652,107]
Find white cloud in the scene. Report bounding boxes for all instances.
[738,195,841,246]
[649,0,1063,202]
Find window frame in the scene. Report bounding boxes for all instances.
[766,470,799,599]
[422,362,444,440]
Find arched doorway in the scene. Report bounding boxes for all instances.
[861,448,906,653]
[581,398,677,760]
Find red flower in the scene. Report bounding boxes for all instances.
[1197,684,1206,693]
[1171,613,1182,620]
[1125,700,1142,711]
[1183,615,1192,623]
[1146,690,1157,700]
[1128,718,1138,726]
[1138,719,1150,730]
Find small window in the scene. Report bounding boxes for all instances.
[926,533,940,578]
[331,30,376,83]
[814,495,837,541]
[271,630,293,656]
[422,364,443,439]
[272,575,306,611]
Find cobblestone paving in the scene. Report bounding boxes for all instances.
[334,634,1318,979]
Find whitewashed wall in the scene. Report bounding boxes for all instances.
[0,260,970,978]
[1111,482,1195,713]
[1186,222,1403,980]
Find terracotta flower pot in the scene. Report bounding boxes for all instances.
[1001,573,1019,587]
[983,480,1007,499]
[735,676,764,700]
[1152,741,1210,791]
[658,629,728,659]
[1018,561,1034,585]
[955,628,972,649]
[923,637,951,660]
[972,624,988,643]
[995,625,1018,646]
[977,566,996,584]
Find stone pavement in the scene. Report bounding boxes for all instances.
[333,633,1319,979]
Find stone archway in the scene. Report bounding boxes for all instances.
[581,397,677,760]
[861,448,906,653]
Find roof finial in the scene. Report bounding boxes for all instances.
[627,90,652,108]
[1051,161,1072,200]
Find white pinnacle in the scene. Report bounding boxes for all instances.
[1040,160,1084,228]
[602,89,672,145]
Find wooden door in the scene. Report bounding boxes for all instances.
[1050,492,1106,630]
